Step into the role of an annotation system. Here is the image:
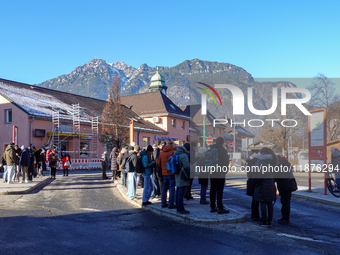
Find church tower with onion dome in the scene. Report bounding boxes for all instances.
[149,67,167,95]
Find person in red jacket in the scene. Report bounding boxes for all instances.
[158,140,176,209]
[61,152,70,176]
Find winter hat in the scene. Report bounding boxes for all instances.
[216,136,225,146]
[331,147,336,153]
[168,139,175,147]
[21,145,25,150]
[134,145,140,151]
[183,143,190,152]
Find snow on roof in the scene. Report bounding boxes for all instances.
[0,81,90,121]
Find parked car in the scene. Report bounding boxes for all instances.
[297,151,309,171]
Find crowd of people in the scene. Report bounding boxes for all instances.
[1,143,71,183]
[101,136,231,215]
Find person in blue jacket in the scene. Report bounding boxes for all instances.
[141,149,155,206]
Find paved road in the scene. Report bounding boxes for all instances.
[0,172,339,255]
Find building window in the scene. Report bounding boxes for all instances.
[172,119,176,128]
[181,121,185,130]
[80,142,89,157]
[143,137,150,149]
[5,109,12,123]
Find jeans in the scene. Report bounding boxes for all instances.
[2,165,8,182]
[210,178,225,209]
[127,172,137,199]
[157,172,163,196]
[176,187,187,212]
[150,171,160,198]
[122,172,127,187]
[102,165,107,179]
[142,175,153,203]
[6,165,15,183]
[200,184,208,201]
[161,175,175,207]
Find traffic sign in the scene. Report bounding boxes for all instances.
[206,137,213,145]
[229,141,235,146]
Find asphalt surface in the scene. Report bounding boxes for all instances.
[0,171,339,255]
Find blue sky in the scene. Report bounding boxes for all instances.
[1,0,339,88]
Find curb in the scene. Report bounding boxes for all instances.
[0,177,51,195]
[292,193,340,207]
[116,183,245,224]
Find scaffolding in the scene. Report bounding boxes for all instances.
[49,104,99,161]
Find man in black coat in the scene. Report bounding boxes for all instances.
[275,156,297,225]
[206,137,230,214]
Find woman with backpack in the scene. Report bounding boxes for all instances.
[140,147,155,206]
[253,147,277,226]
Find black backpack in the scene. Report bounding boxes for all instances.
[125,155,135,173]
[135,156,145,174]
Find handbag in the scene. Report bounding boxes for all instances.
[64,160,70,167]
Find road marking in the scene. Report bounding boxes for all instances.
[79,208,101,212]
[277,233,331,243]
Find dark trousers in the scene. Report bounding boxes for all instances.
[251,197,260,218]
[280,191,292,220]
[157,172,163,196]
[122,172,127,187]
[63,168,69,176]
[185,178,194,198]
[112,170,117,182]
[176,187,187,212]
[151,171,160,198]
[51,167,56,178]
[210,178,225,209]
[260,202,273,223]
[102,165,107,179]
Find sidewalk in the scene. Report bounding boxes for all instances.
[116,181,246,225]
[225,178,340,207]
[0,172,50,195]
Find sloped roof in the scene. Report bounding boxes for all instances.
[0,78,167,134]
[121,91,189,119]
[181,105,226,129]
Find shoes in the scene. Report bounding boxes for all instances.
[200,200,209,205]
[21,181,24,183]
[277,218,290,225]
[25,180,28,183]
[161,204,168,208]
[210,207,218,213]
[251,216,261,222]
[152,197,159,201]
[178,210,190,214]
[268,221,273,227]
[218,208,230,214]
[168,205,177,209]
[260,221,268,226]
[134,194,138,198]
[186,196,194,200]
[63,175,65,176]
[8,181,13,184]
[142,201,152,206]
